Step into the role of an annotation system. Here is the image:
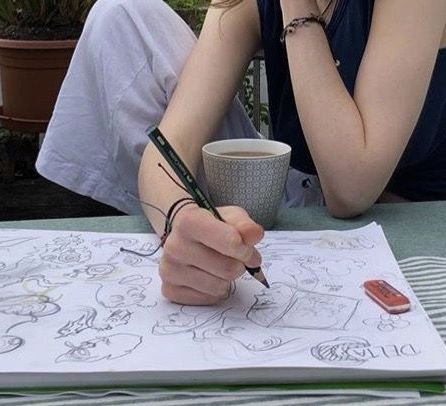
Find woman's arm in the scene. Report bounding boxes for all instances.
[281,0,446,217]
[138,0,264,305]
[139,0,261,233]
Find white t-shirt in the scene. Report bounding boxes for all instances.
[36,0,323,215]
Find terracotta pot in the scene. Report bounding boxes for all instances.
[0,39,77,133]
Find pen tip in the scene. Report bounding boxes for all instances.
[260,279,270,289]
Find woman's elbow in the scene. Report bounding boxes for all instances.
[324,192,373,219]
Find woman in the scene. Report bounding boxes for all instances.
[36,0,446,305]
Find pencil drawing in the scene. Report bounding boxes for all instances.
[258,233,374,255]
[0,236,38,249]
[65,263,118,280]
[30,234,93,266]
[56,307,132,338]
[247,282,359,330]
[56,333,143,363]
[0,334,24,354]
[311,336,420,366]
[315,233,375,250]
[152,306,232,340]
[0,225,442,378]
[92,238,138,248]
[363,314,410,332]
[153,305,305,365]
[95,274,156,309]
[0,294,60,333]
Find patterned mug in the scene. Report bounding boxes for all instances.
[202,139,291,229]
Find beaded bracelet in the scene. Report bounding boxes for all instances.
[280,13,326,43]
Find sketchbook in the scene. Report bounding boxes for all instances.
[0,222,445,389]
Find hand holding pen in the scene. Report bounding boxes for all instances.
[146,128,269,305]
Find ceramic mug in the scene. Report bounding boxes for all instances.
[202,138,291,229]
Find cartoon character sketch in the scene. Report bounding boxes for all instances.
[152,306,232,340]
[247,282,359,330]
[57,307,132,338]
[56,333,142,363]
[95,275,156,309]
[153,306,305,365]
[200,316,305,364]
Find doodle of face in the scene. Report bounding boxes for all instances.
[152,311,192,334]
[152,307,229,336]
[105,310,132,327]
[97,286,145,308]
[247,283,295,327]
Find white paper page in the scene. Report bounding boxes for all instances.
[0,224,445,378]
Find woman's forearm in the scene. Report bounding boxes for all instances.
[138,1,261,232]
[281,1,384,216]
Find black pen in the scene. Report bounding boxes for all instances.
[147,127,269,289]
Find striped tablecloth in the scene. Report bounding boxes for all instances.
[0,256,445,406]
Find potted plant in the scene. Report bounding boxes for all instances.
[0,0,97,133]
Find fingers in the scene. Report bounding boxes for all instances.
[163,232,246,281]
[158,204,264,305]
[160,260,231,301]
[173,206,261,266]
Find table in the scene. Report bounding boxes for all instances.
[0,201,445,405]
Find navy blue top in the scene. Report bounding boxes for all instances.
[257,0,446,201]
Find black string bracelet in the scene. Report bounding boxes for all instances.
[162,197,197,245]
[119,197,197,257]
[280,13,326,43]
[120,162,199,258]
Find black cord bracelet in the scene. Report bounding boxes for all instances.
[162,197,197,245]
[280,13,326,43]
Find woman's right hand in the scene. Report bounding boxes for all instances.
[159,205,264,305]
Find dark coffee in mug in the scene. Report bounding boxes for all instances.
[219,151,275,157]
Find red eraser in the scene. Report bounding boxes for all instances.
[364,279,410,314]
